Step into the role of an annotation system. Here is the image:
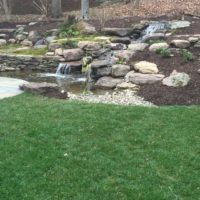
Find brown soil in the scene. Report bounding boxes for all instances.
[134,49,200,105]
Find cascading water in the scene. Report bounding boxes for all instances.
[56,63,71,75]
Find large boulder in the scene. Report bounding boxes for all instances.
[102,28,132,37]
[0,39,7,46]
[21,39,33,47]
[113,50,135,62]
[170,21,191,29]
[142,33,165,42]
[134,61,159,74]
[171,40,190,48]
[162,70,190,87]
[96,67,112,77]
[20,82,68,99]
[15,34,26,41]
[78,41,102,51]
[149,42,169,52]
[28,31,41,43]
[95,76,124,89]
[91,60,111,68]
[63,48,84,61]
[125,71,164,85]
[112,64,130,77]
[128,43,148,52]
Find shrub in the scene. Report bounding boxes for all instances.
[58,15,80,38]
[156,48,171,58]
[179,49,193,61]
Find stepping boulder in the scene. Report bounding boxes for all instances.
[112,64,130,77]
[128,43,148,52]
[96,67,112,77]
[95,76,124,89]
[20,82,68,99]
[149,42,169,52]
[142,33,165,42]
[125,71,164,85]
[170,21,191,29]
[134,61,158,74]
[171,40,190,48]
[162,70,190,87]
[63,48,84,61]
[106,43,126,50]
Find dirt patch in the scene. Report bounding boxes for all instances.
[134,49,200,105]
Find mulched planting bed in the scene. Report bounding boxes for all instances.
[134,49,200,105]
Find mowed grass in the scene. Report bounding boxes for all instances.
[0,94,200,200]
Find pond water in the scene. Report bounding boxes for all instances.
[0,70,109,95]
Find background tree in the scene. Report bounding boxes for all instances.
[81,0,89,20]
[51,0,62,18]
[0,0,12,21]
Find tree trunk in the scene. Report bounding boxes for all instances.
[81,0,89,20]
[2,0,11,21]
[51,0,62,18]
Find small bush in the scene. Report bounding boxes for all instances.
[179,49,193,61]
[156,48,171,58]
[58,15,80,38]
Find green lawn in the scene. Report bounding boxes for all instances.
[0,94,200,200]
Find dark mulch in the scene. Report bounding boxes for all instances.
[134,48,200,105]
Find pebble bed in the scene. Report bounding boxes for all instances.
[68,89,154,107]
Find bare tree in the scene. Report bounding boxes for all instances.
[81,0,89,20]
[33,0,50,17]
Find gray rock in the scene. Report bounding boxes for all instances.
[149,42,169,52]
[8,38,16,44]
[142,33,165,42]
[96,67,112,77]
[171,39,190,48]
[0,34,7,39]
[95,76,124,89]
[125,71,164,85]
[110,37,131,45]
[48,43,62,51]
[35,39,47,46]
[0,39,7,46]
[116,82,139,90]
[46,36,56,43]
[102,28,132,37]
[170,21,191,29]
[76,21,97,35]
[20,82,68,99]
[162,70,190,87]
[113,50,135,62]
[78,41,102,51]
[15,34,26,41]
[188,37,199,44]
[128,43,148,51]
[106,43,126,50]
[91,60,111,68]
[63,48,84,61]
[28,31,41,43]
[112,64,130,77]
[21,39,33,47]
[194,41,200,48]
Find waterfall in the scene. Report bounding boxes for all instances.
[56,63,71,75]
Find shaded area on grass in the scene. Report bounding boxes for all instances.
[0,94,200,199]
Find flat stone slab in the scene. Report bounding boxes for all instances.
[0,77,27,99]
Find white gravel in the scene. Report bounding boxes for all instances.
[68,89,154,107]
